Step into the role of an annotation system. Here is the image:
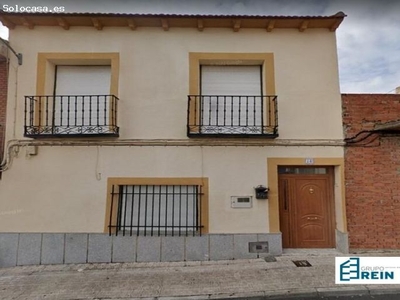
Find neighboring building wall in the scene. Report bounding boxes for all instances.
[0,52,7,165]
[342,94,400,249]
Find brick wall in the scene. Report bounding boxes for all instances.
[0,55,8,164]
[342,94,400,249]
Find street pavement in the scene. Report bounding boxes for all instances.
[0,249,400,299]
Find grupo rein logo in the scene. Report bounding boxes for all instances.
[335,257,400,284]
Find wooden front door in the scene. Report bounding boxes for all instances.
[278,167,335,248]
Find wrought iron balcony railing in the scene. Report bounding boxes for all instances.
[187,95,278,137]
[24,95,119,137]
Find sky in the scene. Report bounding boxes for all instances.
[0,0,399,94]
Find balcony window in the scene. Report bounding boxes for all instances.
[25,65,119,137]
[187,65,278,137]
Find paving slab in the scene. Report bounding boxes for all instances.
[112,235,136,263]
[263,288,318,299]
[87,234,112,263]
[210,292,265,299]
[41,233,65,265]
[317,286,369,297]
[366,286,400,295]
[17,233,41,266]
[0,233,18,267]
[64,233,88,264]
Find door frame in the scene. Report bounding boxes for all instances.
[267,158,347,248]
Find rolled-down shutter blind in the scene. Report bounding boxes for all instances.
[201,66,262,128]
[56,65,111,95]
[54,66,111,126]
[201,65,261,96]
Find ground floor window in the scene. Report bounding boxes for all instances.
[105,178,208,236]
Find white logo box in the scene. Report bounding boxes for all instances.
[336,257,400,284]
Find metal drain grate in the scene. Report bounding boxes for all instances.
[292,260,312,267]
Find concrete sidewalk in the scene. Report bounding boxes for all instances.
[0,249,400,300]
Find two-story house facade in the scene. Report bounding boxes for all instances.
[0,11,347,267]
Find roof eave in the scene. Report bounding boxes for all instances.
[0,11,346,32]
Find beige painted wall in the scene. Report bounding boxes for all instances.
[0,146,343,232]
[5,26,342,141]
[0,26,345,233]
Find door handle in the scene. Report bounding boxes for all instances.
[307,217,318,220]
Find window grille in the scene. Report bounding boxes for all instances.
[108,184,203,236]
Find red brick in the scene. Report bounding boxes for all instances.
[343,94,400,249]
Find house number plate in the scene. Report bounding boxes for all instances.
[305,158,314,165]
